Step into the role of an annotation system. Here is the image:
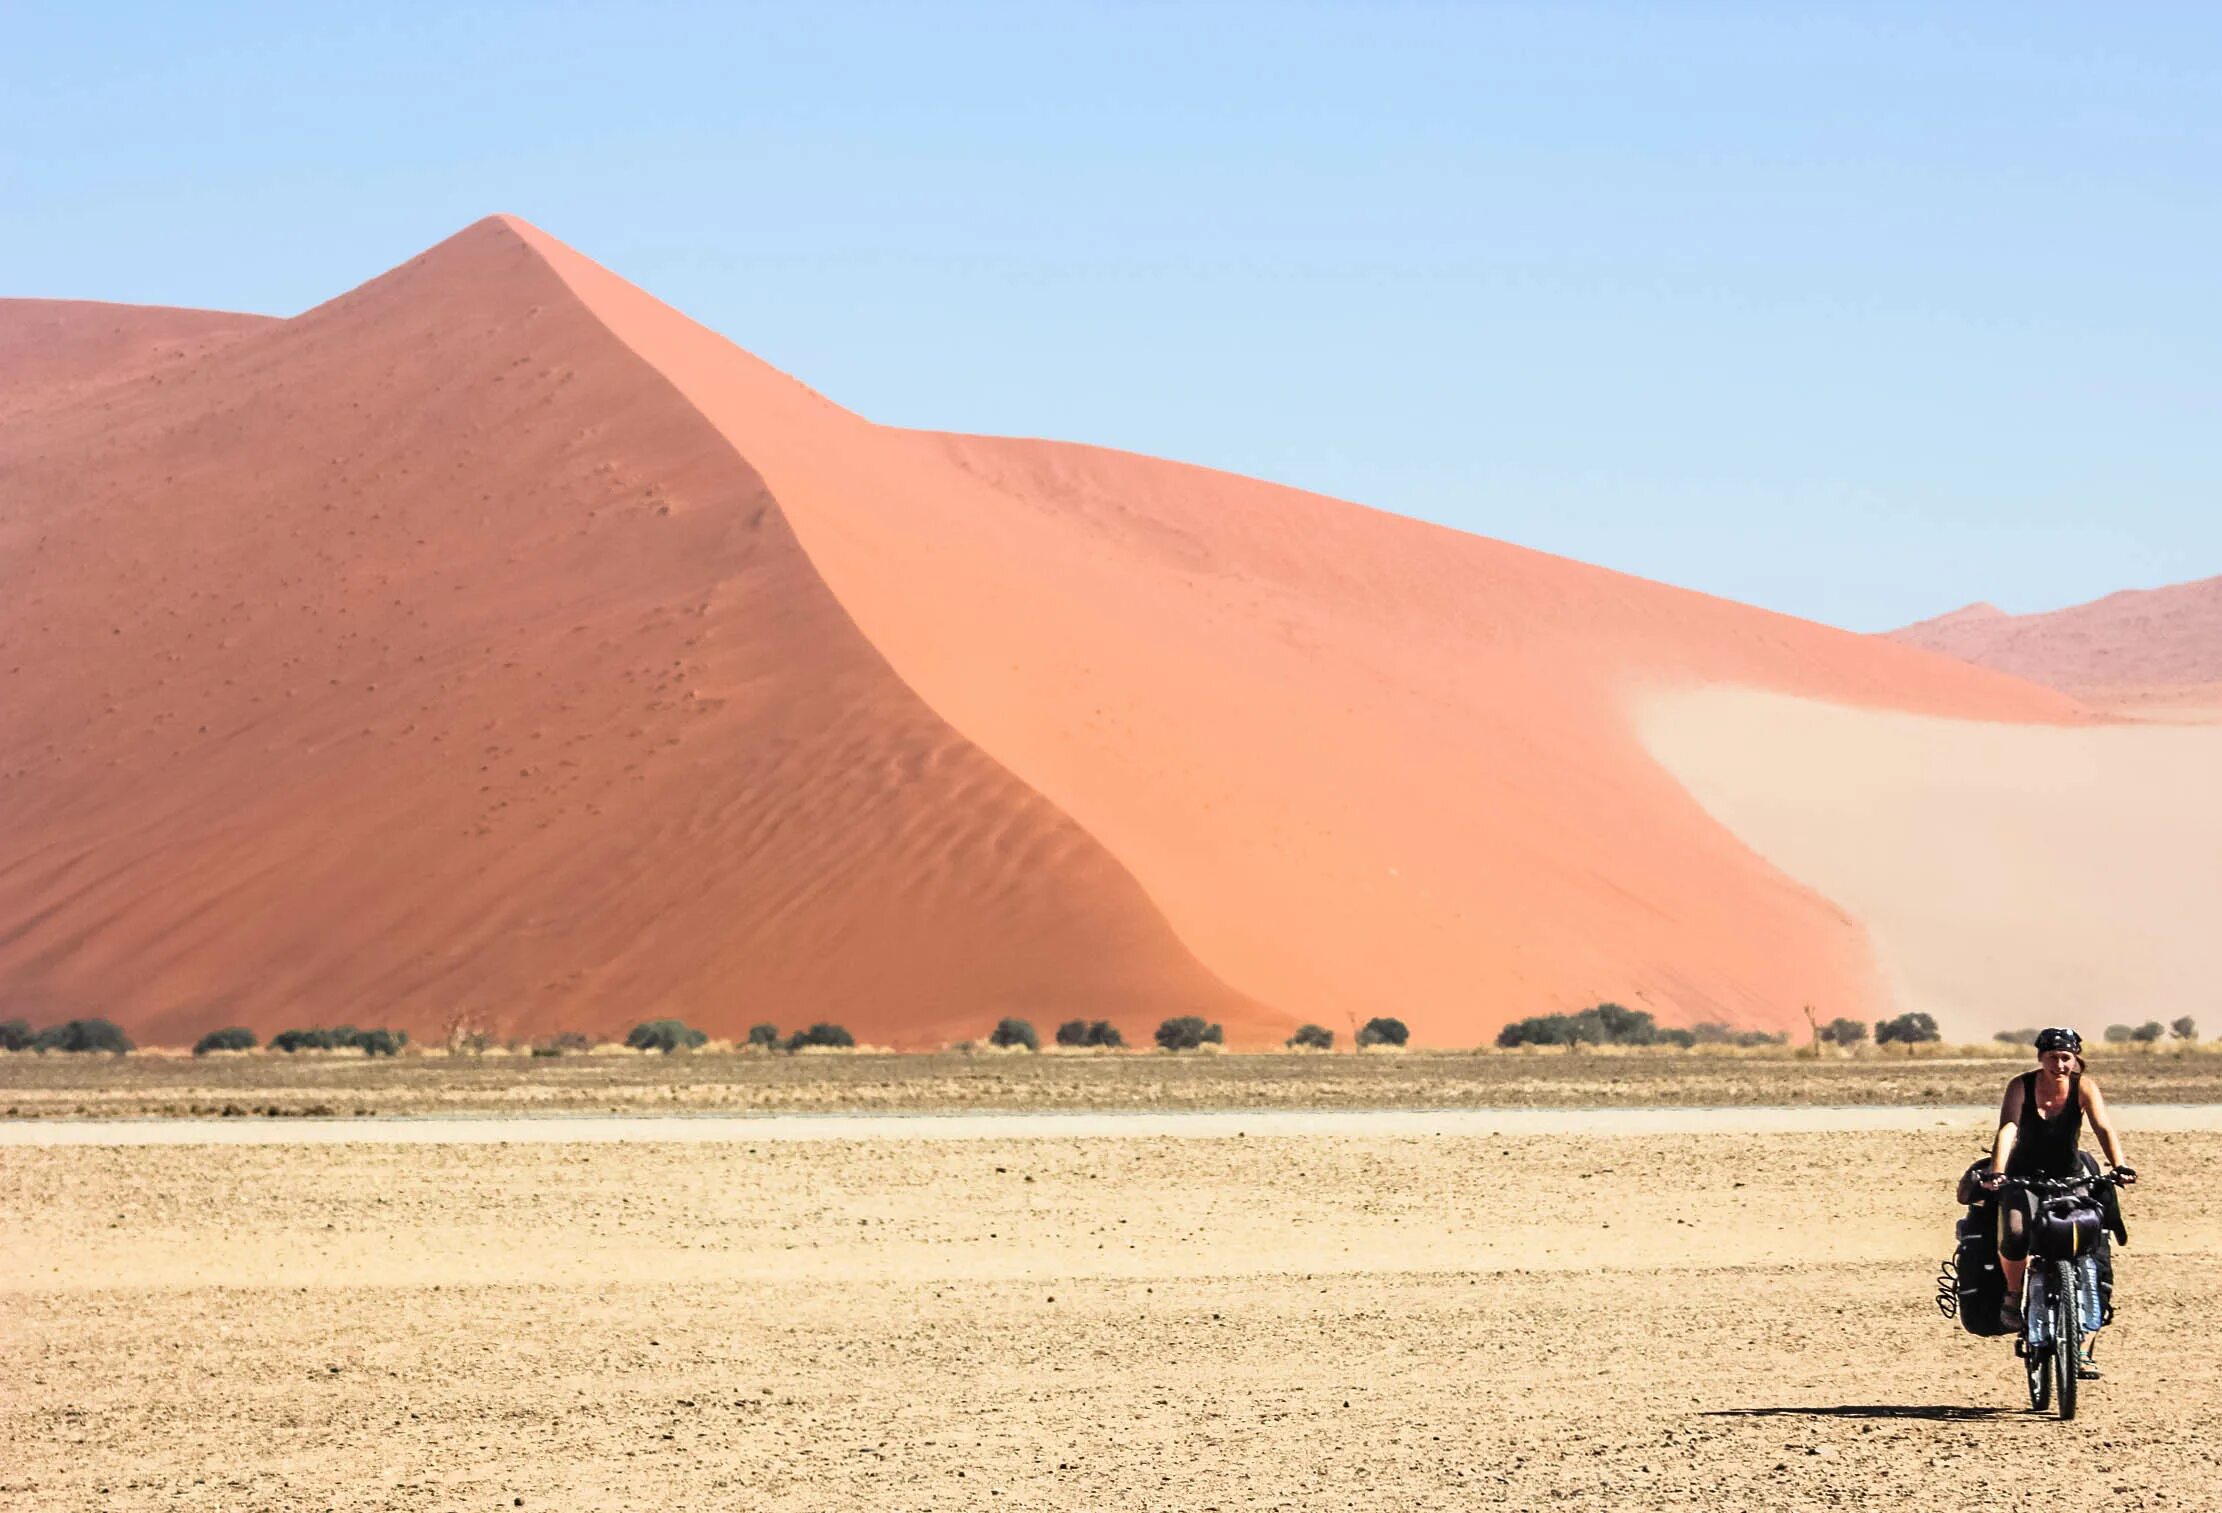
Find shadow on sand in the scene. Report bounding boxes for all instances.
[1704,1405,2012,1422]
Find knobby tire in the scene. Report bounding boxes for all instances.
[2054,1259,2080,1421]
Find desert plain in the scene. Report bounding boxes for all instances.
[6,1055,2221,1512]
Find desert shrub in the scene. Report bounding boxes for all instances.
[269,1026,404,1055]
[1155,1016,1223,1051]
[1875,1012,1940,1046]
[626,1019,708,1054]
[0,1018,32,1051]
[1497,1005,1659,1049]
[2103,1024,2134,1044]
[2131,1021,2165,1044]
[1496,1014,1573,1048]
[746,1023,780,1049]
[1994,1028,2039,1046]
[785,1022,855,1052]
[30,1018,133,1054]
[1287,1023,1334,1050]
[1055,1019,1091,1047]
[1734,1030,1789,1048]
[192,1027,258,1056]
[1689,1021,1737,1046]
[989,1017,1040,1051]
[2172,1016,2199,1042]
[1357,1016,1410,1048]
[1055,1019,1126,1049]
[1657,1027,1697,1048]
[1819,1018,1868,1046]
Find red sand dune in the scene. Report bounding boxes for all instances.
[1889,578,2222,707]
[1,218,2088,1048]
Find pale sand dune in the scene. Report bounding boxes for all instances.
[1639,686,2222,1037]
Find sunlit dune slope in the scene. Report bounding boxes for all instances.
[512,218,2083,1044]
[1890,577,2222,706]
[0,222,1251,1048]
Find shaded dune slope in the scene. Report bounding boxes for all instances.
[0,223,1250,1047]
[515,219,2080,1042]
[0,300,275,420]
[1890,578,2222,707]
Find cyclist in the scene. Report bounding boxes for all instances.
[1980,1026,2136,1370]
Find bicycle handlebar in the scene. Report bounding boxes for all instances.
[1981,1170,2130,1194]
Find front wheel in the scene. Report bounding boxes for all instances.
[2054,1259,2081,1420]
[2024,1287,2050,1411]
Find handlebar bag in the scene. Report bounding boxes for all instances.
[2032,1196,2105,1260]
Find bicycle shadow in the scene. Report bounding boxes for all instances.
[1703,1405,2012,1422]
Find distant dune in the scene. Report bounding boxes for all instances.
[1890,578,2222,709]
[7,216,2210,1048]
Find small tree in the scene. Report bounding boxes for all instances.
[745,1023,780,1049]
[1055,1019,1092,1047]
[785,1022,855,1052]
[2172,1016,2198,1042]
[1875,1012,1940,1047]
[626,1019,708,1054]
[353,1028,407,1057]
[2131,1021,2165,1044]
[0,1017,33,1052]
[2103,1024,2134,1044]
[1155,1016,1222,1051]
[1287,1023,1334,1050]
[1357,1016,1410,1048]
[1085,1019,1123,1048]
[989,1017,1040,1051]
[1820,1018,1869,1046]
[193,1027,258,1056]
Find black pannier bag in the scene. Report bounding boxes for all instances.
[1942,1200,2012,1336]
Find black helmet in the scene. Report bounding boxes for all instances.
[2034,1026,2083,1054]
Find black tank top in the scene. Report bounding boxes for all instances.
[2008,1069,2083,1176]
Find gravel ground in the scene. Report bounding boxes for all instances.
[4,1122,2217,1510]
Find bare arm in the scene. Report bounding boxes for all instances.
[2083,1077,2132,1174]
[1989,1077,2025,1175]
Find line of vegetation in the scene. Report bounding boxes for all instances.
[10,1009,2211,1059]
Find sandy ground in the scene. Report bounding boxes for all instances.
[8,1048,2222,1120]
[4,1115,2217,1511]
[1640,686,2222,1039]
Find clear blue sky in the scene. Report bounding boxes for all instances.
[6,4,2215,630]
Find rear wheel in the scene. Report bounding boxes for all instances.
[2054,1260,2080,1420]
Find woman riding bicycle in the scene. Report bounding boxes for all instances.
[1981,1027,2136,1350]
